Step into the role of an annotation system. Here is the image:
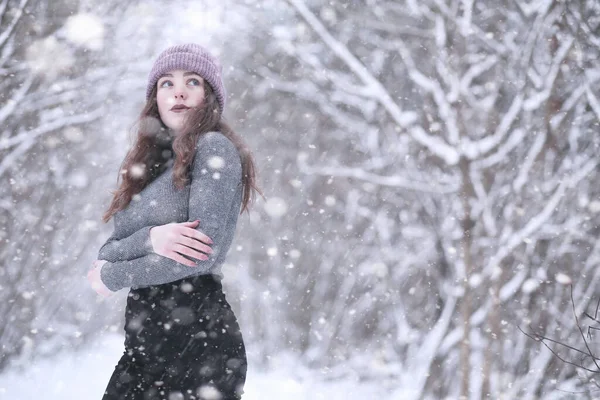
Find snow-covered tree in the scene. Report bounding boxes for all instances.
[0,0,136,371]
[227,0,600,397]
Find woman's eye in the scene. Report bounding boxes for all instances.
[188,78,200,86]
[159,80,172,88]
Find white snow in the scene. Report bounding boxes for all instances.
[588,201,600,214]
[25,37,74,78]
[68,170,89,188]
[129,163,146,178]
[62,126,84,143]
[208,156,225,169]
[0,333,391,400]
[263,197,288,218]
[555,273,572,285]
[289,249,301,259]
[64,13,105,51]
[521,278,539,294]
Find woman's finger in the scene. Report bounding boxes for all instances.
[179,235,213,255]
[173,243,209,261]
[169,252,197,267]
[182,226,213,245]
[182,220,200,226]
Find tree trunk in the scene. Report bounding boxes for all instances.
[482,271,501,399]
[460,156,475,399]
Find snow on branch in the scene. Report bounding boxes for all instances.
[0,75,34,125]
[461,95,524,160]
[286,0,460,165]
[486,158,598,277]
[513,131,546,192]
[0,108,104,178]
[255,66,374,134]
[585,86,600,123]
[473,128,526,170]
[515,0,554,18]
[549,84,587,133]
[520,285,600,383]
[0,0,28,49]
[400,294,457,400]
[298,156,459,194]
[523,37,574,111]
[459,55,499,99]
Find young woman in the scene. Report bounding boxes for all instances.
[87,43,261,400]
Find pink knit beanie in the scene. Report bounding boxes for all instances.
[146,43,226,116]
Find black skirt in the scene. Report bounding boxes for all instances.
[102,274,247,400]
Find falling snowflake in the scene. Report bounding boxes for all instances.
[130,163,146,178]
[324,195,336,206]
[208,156,225,169]
[68,171,89,188]
[64,13,105,51]
[196,385,222,399]
[522,278,539,294]
[555,273,572,285]
[468,273,482,288]
[63,126,84,143]
[264,197,288,218]
[26,36,74,79]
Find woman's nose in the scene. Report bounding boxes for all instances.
[174,89,187,99]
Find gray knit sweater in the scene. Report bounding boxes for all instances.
[98,131,243,292]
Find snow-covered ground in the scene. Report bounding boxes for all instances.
[0,333,391,399]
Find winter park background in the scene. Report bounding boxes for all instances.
[1,0,600,399]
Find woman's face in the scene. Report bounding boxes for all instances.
[156,69,205,135]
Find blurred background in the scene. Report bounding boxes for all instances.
[1,0,600,398]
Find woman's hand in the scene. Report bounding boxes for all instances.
[149,220,213,267]
[87,260,114,298]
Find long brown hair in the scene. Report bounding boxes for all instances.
[102,80,262,223]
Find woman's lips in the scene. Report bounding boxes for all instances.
[170,105,190,112]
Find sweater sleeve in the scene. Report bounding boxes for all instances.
[97,225,156,263]
[100,132,242,292]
